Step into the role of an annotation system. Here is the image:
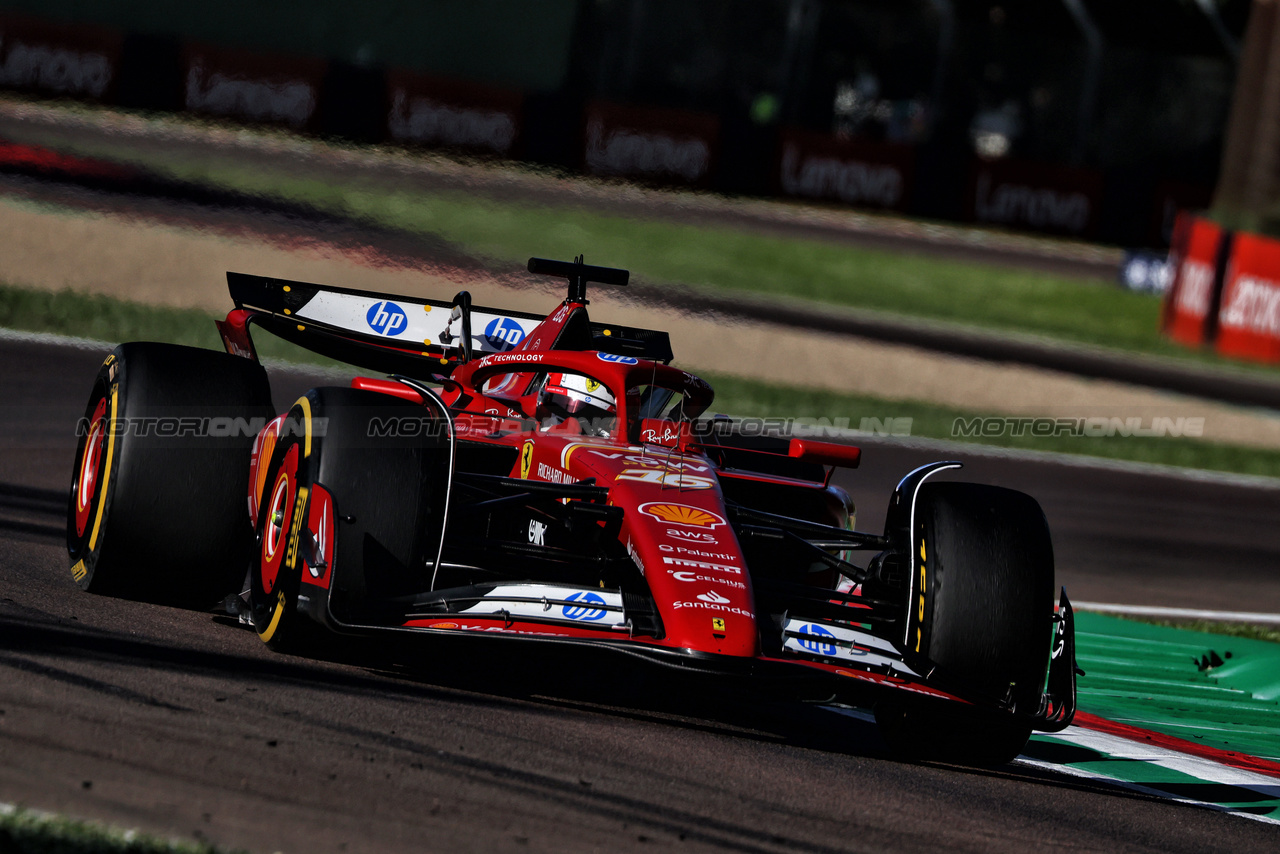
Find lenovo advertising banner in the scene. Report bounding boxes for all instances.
[1160,212,1226,348]
[966,159,1104,238]
[182,43,325,130]
[0,14,121,102]
[775,128,913,212]
[1215,231,1280,364]
[387,71,523,156]
[582,101,719,187]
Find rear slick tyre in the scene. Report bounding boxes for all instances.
[66,343,273,607]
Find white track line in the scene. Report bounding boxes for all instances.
[1013,756,1280,826]
[1073,601,1280,625]
[1019,727,1280,826]
[0,326,114,351]
[824,705,1280,824]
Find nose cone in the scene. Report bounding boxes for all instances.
[618,497,759,658]
[560,440,761,658]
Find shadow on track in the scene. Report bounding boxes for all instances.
[0,481,65,541]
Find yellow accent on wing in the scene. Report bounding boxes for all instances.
[294,396,313,458]
[71,559,86,582]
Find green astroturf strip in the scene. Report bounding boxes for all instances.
[1074,612,1280,762]
[16,116,1280,377]
[1024,613,1280,820]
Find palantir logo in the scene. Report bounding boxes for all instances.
[366,301,408,337]
[796,623,837,657]
[562,591,608,622]
[484,317,526,351]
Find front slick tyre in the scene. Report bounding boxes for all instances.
[881,481,1054,766]
[250,387,451,652]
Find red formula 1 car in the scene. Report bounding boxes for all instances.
[67,257,1077,764]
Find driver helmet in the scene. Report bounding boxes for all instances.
[539,372,616,435]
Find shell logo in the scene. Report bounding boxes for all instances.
[639,502,726,529]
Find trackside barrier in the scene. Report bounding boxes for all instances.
[1161,210,1280,365]
[387,70,524,156]
[1215,232,1280,363]
[181,42,327,131]
[582,100,720,188]
[0,10,1227,245]
[1160,211,1229,347]
[775,127,914,212]
[0,13,122,102]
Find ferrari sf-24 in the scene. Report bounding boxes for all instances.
[67,257,1077,765]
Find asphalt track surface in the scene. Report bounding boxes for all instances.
[3,337,1280,852]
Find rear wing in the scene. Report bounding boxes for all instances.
[225,271,673,376]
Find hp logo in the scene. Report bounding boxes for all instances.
[562,591,608,622]
[796,624,837,656]
[366,301,408,337]
[597,353,638,365]
[483,317,526,351]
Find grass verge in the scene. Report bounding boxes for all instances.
[703,372,1280,478]
[103,157,1184,352]
[6,282,1279,478]
[15,110,1275,373]
[0,285,341,366]
[0,805,237,853]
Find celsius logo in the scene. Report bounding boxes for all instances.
[484,317,526,351]
[366,301,408,336]
[597,352,639,365]
[796,623,837,657]
[562,591,608,621]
